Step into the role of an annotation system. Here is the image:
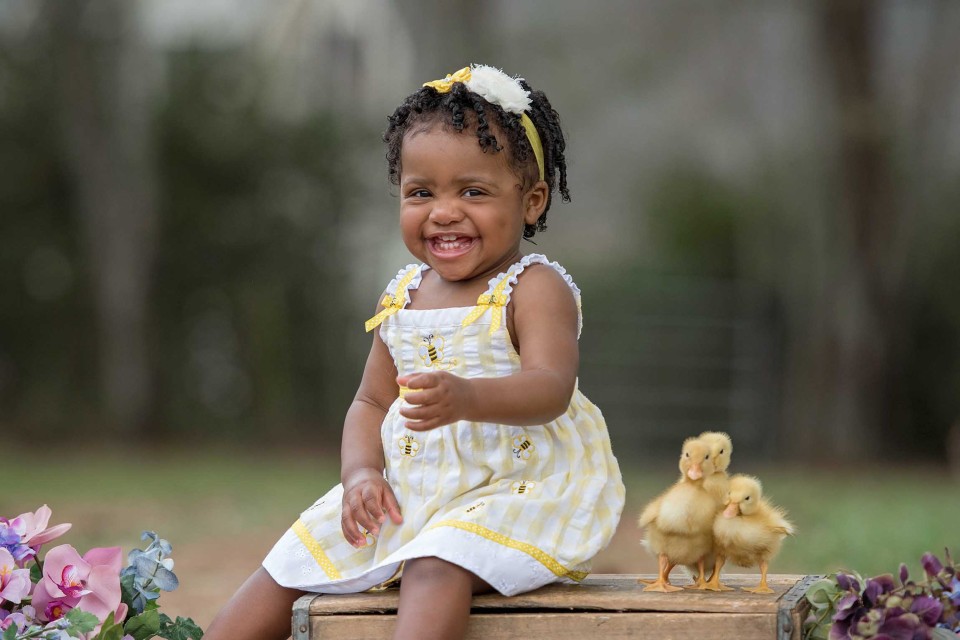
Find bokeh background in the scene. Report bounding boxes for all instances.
[2,0,959,630]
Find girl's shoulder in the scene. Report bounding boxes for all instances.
[500,253,581,300]
[507,254,583,337]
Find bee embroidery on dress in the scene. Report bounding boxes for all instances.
[417,332,457,370]
[512,434,535,460]
[512,480,536,495]
[398,434,420,457]
[465,501,485,514]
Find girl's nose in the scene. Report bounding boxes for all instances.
[429,197,464,224]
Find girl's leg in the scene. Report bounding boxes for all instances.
[392,557,491,640]
[204,567,306,640]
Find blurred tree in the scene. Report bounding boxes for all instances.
[781,0,960,461]
[153,47,360,440]
[48,0,160,432]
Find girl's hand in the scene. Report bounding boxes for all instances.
[397,372,477,431]
[340,467,403,548]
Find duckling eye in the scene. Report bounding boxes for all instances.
[684,452,689,457]
[719,449,724,454]
[745,496,751,501]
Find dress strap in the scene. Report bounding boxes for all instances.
[364,263,423,332]
[461,254,584,338]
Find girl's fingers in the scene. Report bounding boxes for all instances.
[397,372,438,390]
[340,506,364,546]
[399,404,432,420]
[402,389,431,405]
[405,418,440,432]
[381,486,404,524]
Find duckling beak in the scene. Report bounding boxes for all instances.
[687,464,703,480]
[722,502,739,518]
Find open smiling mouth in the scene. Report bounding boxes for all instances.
[429,235,477,257]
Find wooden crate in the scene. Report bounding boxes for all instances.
[292,573,820,640]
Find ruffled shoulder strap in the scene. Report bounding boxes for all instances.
[462,254,583,338]
[364,263,424,332]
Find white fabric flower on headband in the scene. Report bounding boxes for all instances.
[423,65,531,115]
[422,64,545,180]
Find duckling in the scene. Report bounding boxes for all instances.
[684,431,733,589]
[708,474,795,594]
[698,431,732,503]
[639,437,717,592]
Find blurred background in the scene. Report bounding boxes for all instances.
[2,0,959,629]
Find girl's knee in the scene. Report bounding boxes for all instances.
[404,556,464,581]
[403,557,491,593]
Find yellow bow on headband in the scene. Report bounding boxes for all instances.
[423,67,472,93]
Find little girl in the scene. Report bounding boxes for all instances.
[204,64,625,640]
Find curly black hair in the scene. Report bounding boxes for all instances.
[383,75,570,239]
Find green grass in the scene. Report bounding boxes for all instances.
[3,447,957,580]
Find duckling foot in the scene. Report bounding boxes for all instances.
[685,577,710,590]
[741,585,774,594]
[742,562,774,594]
[643,579,684,593]
[702,576,734,592]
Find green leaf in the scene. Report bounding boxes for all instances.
[157,615,204,640]
[30,561,43,583]
[931,630,958,640]
[120,572,140,614]
[92,623,126,640]
[3,625,17,640]
[804,579,839,609]
[125,608,161,640]
[65,607,101,634]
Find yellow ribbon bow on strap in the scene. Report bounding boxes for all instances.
[461,271,515,335]
[365,268,419,332]
[423,67,472,93]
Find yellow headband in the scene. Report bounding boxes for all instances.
[424,66,545,182]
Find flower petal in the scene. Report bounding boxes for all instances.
[28,523,72,547]
[83,547,123,575]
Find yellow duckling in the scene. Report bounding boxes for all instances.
[685,431,733,589]
[699,431,732,503]
[707,474,795,594]
[639,437,717,592]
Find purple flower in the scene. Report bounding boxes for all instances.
[948,576,960,607]
[865,575,896,606]
[876,612,923,640]
[899,563,910,586]
[921,553,943,579]
[0,522,35,566]
[837,573,861,592]
[910,595,943,626]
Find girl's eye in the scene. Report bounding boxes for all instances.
[463,188,485,197]
[405,188,430,198]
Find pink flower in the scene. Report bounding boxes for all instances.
[0,548,31,605]
[32,544,127,628]
[6,504,72,548]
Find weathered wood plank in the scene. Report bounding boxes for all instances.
[306,573,806,616]
[310,612,777,640]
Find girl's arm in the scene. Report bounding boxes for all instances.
[340,326,404,546]
[398,265,579,429]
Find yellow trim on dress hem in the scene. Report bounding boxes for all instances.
[429,520,588,581]
[292,519,343,580]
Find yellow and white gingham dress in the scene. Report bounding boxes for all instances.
[263,253,625,596]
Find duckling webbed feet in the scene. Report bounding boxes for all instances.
[642,554,684,592]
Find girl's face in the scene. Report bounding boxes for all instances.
[398,123,546,284]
